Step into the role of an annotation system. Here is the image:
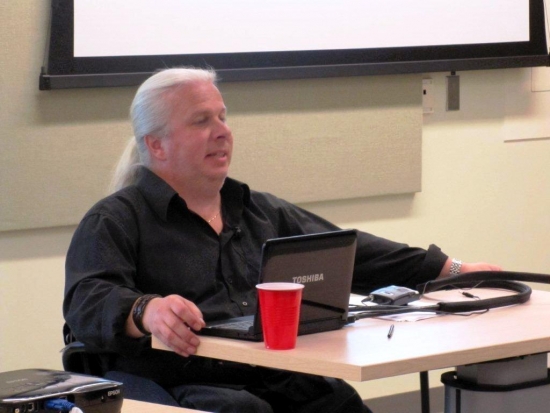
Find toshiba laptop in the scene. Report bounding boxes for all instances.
[200,229,357,341]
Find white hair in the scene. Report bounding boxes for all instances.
[109,67,218,193]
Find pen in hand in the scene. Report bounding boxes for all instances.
[387,324,395,339]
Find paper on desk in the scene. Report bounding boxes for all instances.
[349,293,369,306]
[349,293,440,322]
[380,300,440,322]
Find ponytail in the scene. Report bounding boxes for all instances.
[108,137,142,193]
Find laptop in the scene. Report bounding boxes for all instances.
[200,229,357,341]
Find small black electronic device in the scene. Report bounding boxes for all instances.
[367,285,420,306]
[0,369,123,413]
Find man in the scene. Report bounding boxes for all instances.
[64,68,500,412]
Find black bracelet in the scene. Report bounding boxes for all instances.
[132,294,161,336]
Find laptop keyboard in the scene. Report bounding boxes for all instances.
[215,320,253,330]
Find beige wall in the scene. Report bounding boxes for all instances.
[0,1,423,233]
[1,1,550,404]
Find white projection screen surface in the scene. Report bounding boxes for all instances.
[41,0,548,89]
[74,0,528,56]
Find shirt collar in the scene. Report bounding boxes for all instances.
[221,177,250,229]
[135,167,179,221]
[135,166,251,223]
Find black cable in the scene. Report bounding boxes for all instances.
[418,274,535,313]
[349,271,550,320]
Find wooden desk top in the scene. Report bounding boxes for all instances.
[153,289,550,382]
[122,399,209,412]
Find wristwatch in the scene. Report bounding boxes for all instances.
[449,258,462,276]
[132,294,161,335]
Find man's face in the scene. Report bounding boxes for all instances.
[160,81,233,185]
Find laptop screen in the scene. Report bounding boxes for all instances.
[259,230,357,327]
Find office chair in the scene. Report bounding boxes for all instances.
[61,325,180,407]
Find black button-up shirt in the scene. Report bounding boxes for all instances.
[64,167,447,375]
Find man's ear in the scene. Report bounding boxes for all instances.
[144,135,167,161]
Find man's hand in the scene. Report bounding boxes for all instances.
[132,294,206,357]
[461,262,503,273]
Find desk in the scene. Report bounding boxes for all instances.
[122,399,209,412]
[152,289,550,382]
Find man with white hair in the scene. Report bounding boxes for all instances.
[64,67,500,413]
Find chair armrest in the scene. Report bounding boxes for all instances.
[61,341,115,377]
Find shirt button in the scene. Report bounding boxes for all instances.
[242,301,248,306]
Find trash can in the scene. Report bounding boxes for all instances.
[442,353,550,413]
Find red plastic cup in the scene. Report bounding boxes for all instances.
[256,282,305,350]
